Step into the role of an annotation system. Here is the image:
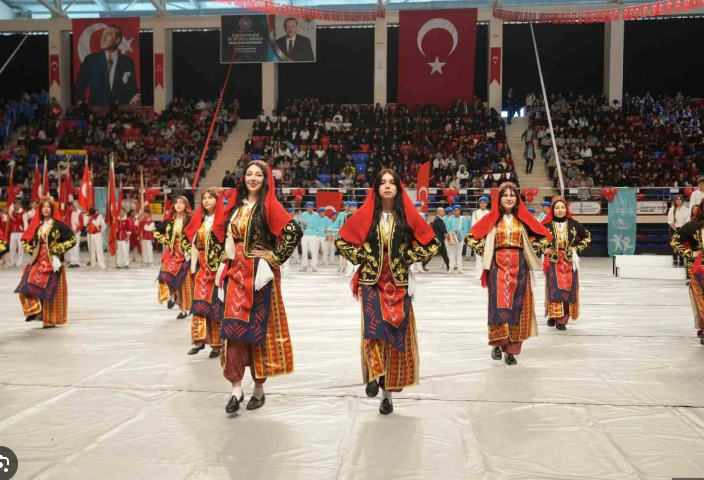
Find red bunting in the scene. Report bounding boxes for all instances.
[492,0,695,24]
[210,0,385,22]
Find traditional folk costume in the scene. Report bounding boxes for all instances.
[464,185,553,365]
[539,198,591,330]
[116,215,135,268]
[184,197,226,358]
[410,202,428,274]
[137,212,156,266]
[66,207,83,267]
[0,230,8,259]
[469,201,491,271]
[8,204,28,267]
[444,206,470,273]
[218,165,302,413]
[330,210,348,272]
[335,186,439,414]
[670,219,704,344]
[86,211,107,269]
[14,199,77,328]
[154,203,193,319]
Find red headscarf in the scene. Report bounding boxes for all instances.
[469,183,553,241]
[541,196,573,225]
[184,188,227,243]
[338,179,436,247]
[21,196,66,244]
[216,161,292,240]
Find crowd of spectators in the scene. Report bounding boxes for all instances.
[236,98,520,193]
[0,95,237,202]
[523,92,703,194]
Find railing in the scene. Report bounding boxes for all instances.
[1,186,682,218]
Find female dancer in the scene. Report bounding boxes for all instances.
[668,195,689,267]
[0,229,7,258]
[335,169,439,414]
[670,199,704,344]
[464,182,552,365]
[539,196,591,331]
[217,161,302,414]
[184,188,225,358]
[14,196,77,328]
[154,196,193,320]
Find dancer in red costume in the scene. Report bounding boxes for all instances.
[538,196,591,331]
[335,169,439,414]
[154,196,193,319]
[14,196,77,328]
[465,182,553,365]
[217,161,302,414]
[184,187,225,359]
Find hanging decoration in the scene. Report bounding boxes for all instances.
[212,0,386,22]
[493,0,700,24]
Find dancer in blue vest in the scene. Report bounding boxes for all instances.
[299,202,320,272]
[445,205,469,273]
[317,207,333,266]
[537,201,551,222]
[330,206,348,273]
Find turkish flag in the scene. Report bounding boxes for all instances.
[490,47,501,86]
[78,162,94,211]
[398,9,478,108]
[416,161,431,214]
[106,161,118,256]
[316,191,343,218]
[154,53,164,89]
[49,54,60,88]
[72,18,141,105]
[31,164,40,201]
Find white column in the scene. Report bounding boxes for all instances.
[47,24,71,113]
[374,16,388,106]
[603,19,624,106]
[262,63,278,114]
[152,23,173,113]
[487,17,503,113]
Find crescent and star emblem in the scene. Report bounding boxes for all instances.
[416,18,458,76]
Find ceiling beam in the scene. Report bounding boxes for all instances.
[147,0,170,15]
[93,0,111,11]
[36,0,68,17]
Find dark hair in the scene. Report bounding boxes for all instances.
[89,208,97,215]
[694,199,704,226]
[497,182,520,216]
[201,187,219,215]
[366,169,413,244]
[236,161,269,233]
[284,17,298,26]
[106,25,123,40]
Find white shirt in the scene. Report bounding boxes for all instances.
[690,190,704,210]
[668,205,690,229]
[472,208,490,225]
[105,50,118,89]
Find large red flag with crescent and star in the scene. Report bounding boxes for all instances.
[72,18,141,106]
[398,9,478,108]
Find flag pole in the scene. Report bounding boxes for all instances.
[139,167,145,267]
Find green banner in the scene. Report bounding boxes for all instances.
[607,188,637,256]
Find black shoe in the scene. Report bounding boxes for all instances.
[556,324,567,331]
[209,347,221,359]
[188,344,205,355]
[491,346,502,360]
[547,319,556,327]
[176,312,188,319]
[379,398,393,415]
[225,393,244,414]
[42,325,55,329]
[504,353,517,366]
[25,313,39,322]
[247,394,266,410]
[700,338,704,346]
[167,299,175,310]
[366,380,380,398]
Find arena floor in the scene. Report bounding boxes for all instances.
[1,255,703,480]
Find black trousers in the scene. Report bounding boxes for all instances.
[526,158,534,174]
[424,239,449,269]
